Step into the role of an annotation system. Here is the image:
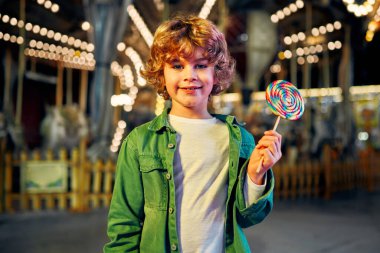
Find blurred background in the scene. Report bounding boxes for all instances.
[0,0,380,252]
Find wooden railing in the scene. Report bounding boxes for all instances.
[274,146,380,200]
[2,148,115,213]
[1,145,379,213]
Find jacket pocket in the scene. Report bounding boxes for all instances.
[139,155,168,210]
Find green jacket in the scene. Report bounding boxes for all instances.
[104,108,274,253]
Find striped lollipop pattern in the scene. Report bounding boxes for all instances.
[266,80,304,120]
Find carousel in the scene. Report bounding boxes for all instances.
[0,0,380,212]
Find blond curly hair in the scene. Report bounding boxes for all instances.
[140,14,235,100]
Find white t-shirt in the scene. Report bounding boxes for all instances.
[168,114,265,253]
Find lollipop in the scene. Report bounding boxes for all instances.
[256,80,304,172]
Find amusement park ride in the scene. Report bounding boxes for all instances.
[0,0,379,157]
[0,0,380,213]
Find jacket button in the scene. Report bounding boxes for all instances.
[171,244,177,251]
[169,207,174,214]
[166,173,171,180]
[168,143,175,149]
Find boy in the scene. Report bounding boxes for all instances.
[104,14,282,253]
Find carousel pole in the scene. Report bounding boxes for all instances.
[338,25,354,156]
[303,2,312,90]
[303,1,312,157]
[83,0,130,158]
[162,0,170,21]
[3,49,12,116]
[15,0,26,126]
[31,57,36,72]
[78,68,89,212]
[217,0,228,33]
[290,42,297,85]
[1,49,12,212]
[80,69,88,112]
[322,46,330,88]
[66,68,73,105]
[113,75,121,127]
[56,62,64,108]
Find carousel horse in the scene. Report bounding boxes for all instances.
[40,105,89,152]
[61,104,89,149]
[40,106,67,151]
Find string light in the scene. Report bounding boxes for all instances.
[155,94,166,115]
[0,31,24,45]
[199,0,217,19]
[350,85,380,95]
[271,0,304,23]
[283,21,342,46]
[252,87,342,101]
[25,43,96,71]
[126,5,154,47]
[36,0,60,13]
[280,40,340,64]
[342,0,376,17]
[124,47,146,86]
[270,62,282,73]
[365,4,380,42]
[0,12,94,52]
[81,21,91,31]
[251,85,380,102]
[110,120,127,153]
[110,61,138,110]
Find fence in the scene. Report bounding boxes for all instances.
[1,148,115,213]
[1,145,379,213]
[274,145,380,200]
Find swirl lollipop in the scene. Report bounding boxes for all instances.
[256,80,304,172]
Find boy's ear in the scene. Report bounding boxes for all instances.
[213,78,219,86]
[211,84,219,94]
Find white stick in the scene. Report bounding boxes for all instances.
[256,116,281,173]
[272,115,281,132]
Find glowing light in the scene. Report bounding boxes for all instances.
[358,132,369,141]
[117,42,126,52]
[271,0,304,23]
[297,57,305,65]
[2,15,10,23]
[270,63,281,73]
[199,0,217,19]
[342,0,375,17]
[284,36,292,45]
[283,20,342,47]
[36,0,60,13]
[125,47,146,86]
[284,50,292,59]
[81,21,91,31]
[127,5,154,47]
[24,42,96,71]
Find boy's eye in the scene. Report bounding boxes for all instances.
[195,64,208,69]
[172,64,183,69]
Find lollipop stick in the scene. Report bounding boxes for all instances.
[255,116,281,173]
[273,115,281,131]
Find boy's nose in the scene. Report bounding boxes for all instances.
[183,67,197,82]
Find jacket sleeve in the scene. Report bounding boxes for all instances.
[236,165,274,228]
[234,127,275,229]
[104,131,144,253]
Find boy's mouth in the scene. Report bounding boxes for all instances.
[180,86,201,90]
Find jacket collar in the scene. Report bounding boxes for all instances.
[147,107,173,132]
[213,113,244,126]
[147,107,243,132]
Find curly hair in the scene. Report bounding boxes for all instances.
[140,14,235,100]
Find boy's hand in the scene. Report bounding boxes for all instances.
[247,130,282,185]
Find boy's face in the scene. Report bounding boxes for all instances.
[163,47,216,117]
